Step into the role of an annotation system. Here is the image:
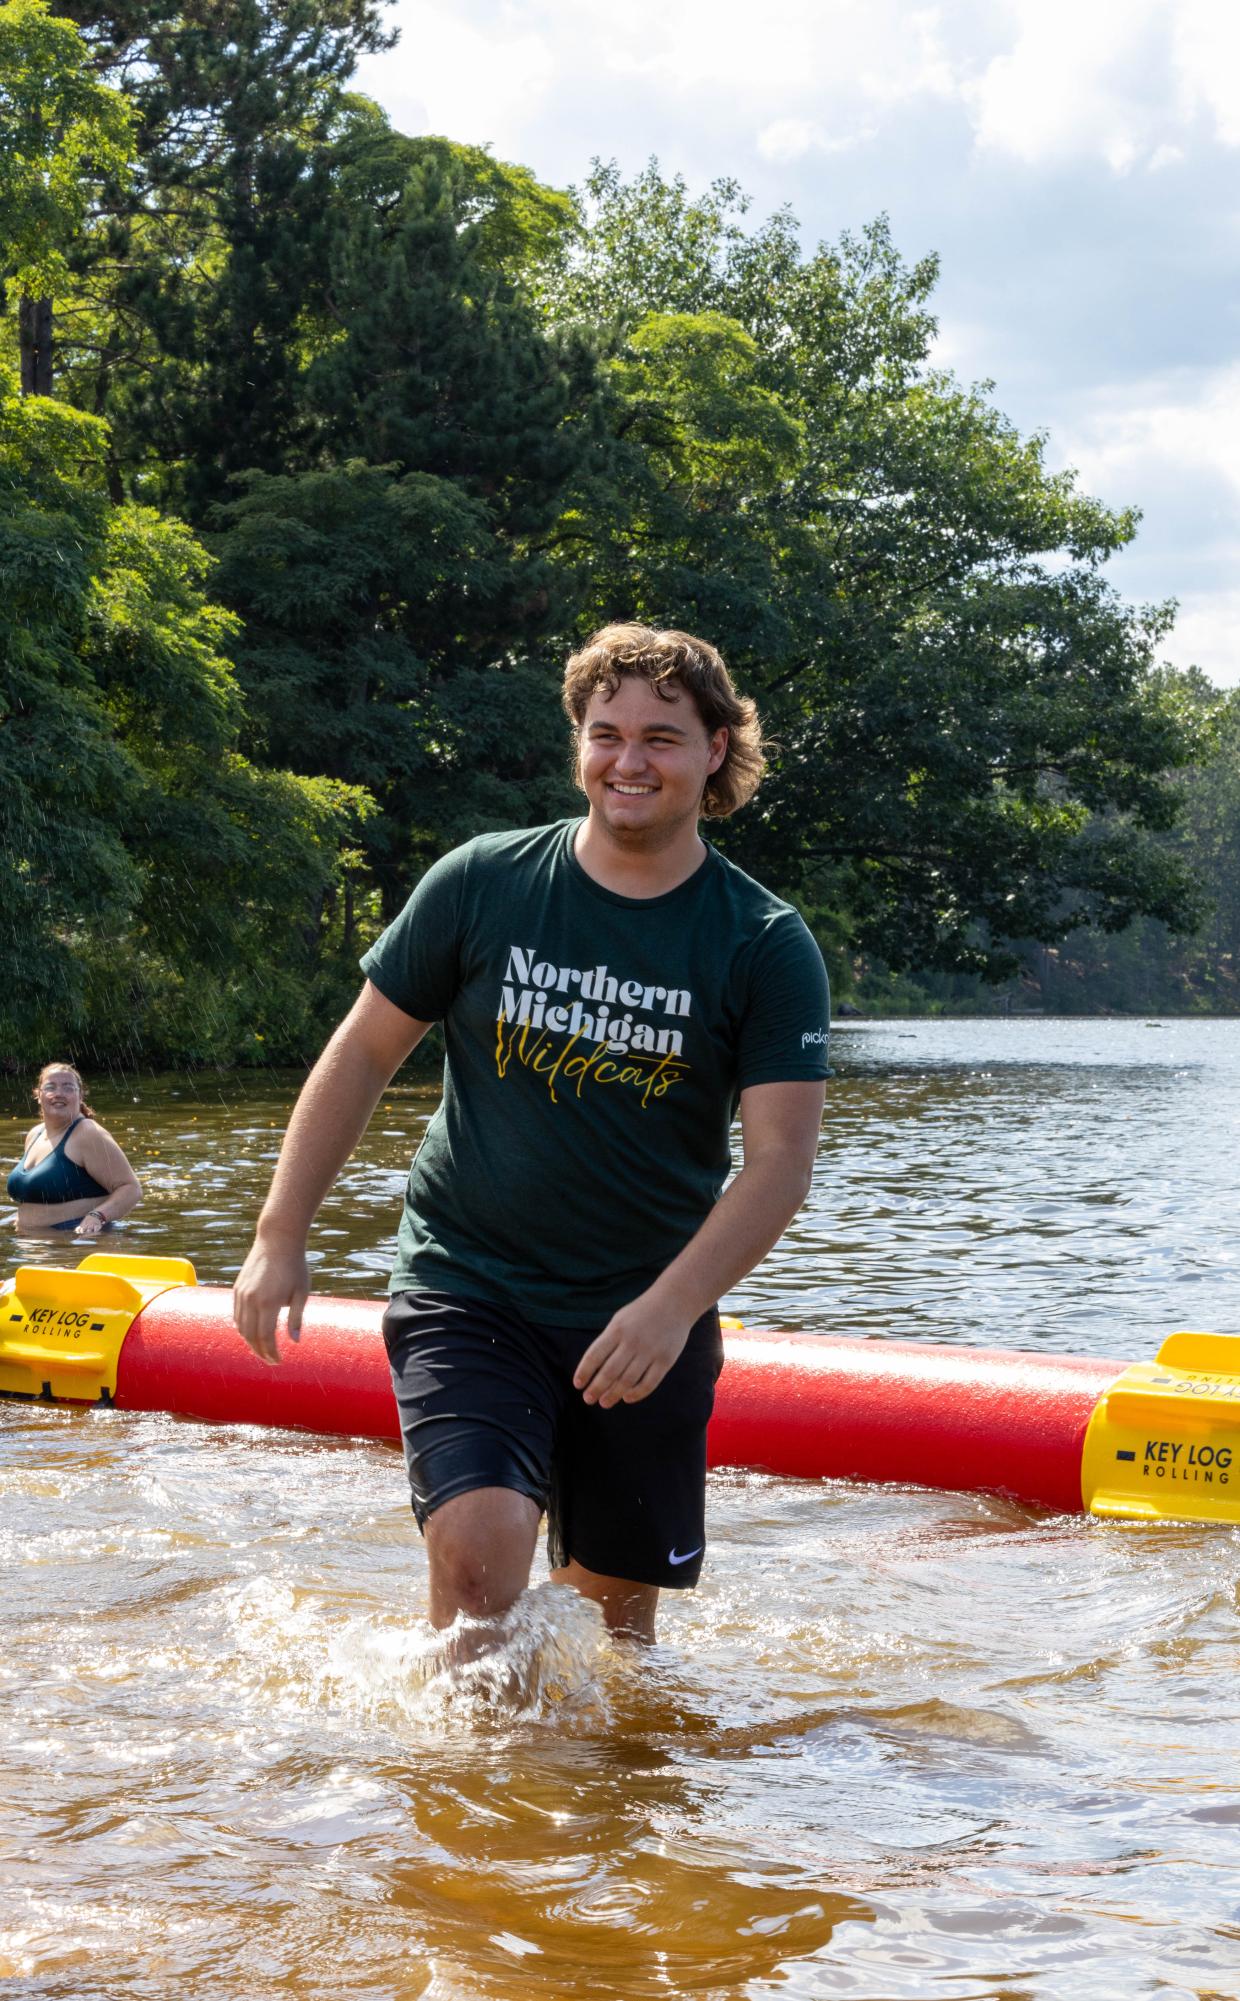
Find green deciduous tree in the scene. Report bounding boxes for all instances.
[0,372,370,1062]
[1,384,140,1013]
[3,38,1212,1059]
[545,164,1203,976]
[0,0,133,393]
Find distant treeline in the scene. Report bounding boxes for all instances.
[1,0,1231,1065]
[847,676,1240,1016]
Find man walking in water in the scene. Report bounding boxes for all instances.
[233,624,829,1643]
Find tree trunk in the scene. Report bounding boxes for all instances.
[19,297,54,396]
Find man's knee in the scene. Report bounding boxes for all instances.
[429,1533,507,1617]
[425,1485,540,1621]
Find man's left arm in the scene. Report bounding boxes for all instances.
[573,1078,825,1408]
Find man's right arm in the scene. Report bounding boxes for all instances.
[232,981,432,1363]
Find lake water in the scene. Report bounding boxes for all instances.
[3,1019,1239,1998]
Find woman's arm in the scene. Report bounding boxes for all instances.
[72,1124,142,1234]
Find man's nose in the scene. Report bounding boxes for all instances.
[613,738,647,773]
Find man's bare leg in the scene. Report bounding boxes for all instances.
[425,1490,658,1661]
[425,1486,540,1663]
[553,1559,660,1642]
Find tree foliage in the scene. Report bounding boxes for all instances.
[210,457,577,911]
[0,14,1223,1067]
[0,0,133,298]
[543,164,1205,976]
[33,0,394,504]
[0,370,369,1062]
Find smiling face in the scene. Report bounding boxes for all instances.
[35,1068,83,1128]
[578,675,728,847]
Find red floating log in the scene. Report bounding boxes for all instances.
[115,1286,1124,1514]
[118,1286,401,1442]
[710,1330,1122,1514]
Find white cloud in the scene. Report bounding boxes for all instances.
[361,0,972,170]
[758,118,825,163]
[756,118,873,162]
[559,0,957,103]
[354,4,554,158]
[1173,0,1240,147]
[969,0,1240,170]
[926,314,995,378]
[351,0,1240,686]
[969,0,1166,170]
[1063,365,1240,516]
[360,2,1240,181]
[1160,590,1240,685]
[1054,365,1240,683]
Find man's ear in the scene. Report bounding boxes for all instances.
[707,727,729,775]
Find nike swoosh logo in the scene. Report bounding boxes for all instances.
[668,1546,702,1566]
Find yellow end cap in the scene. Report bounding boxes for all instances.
[0,1255,195,1406]
[1082,1331,1240,1526]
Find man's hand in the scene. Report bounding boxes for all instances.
[571,1082,824,1411]
[232,1238,310,1366]
[573,1294,692,1409]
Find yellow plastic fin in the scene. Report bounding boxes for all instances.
[76,1252,196,1287]
[0,1254,196,1405]
[1082,1331,1240,1524]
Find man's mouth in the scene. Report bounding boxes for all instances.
[608,783,656,796]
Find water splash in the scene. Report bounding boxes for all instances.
[225,1577,611,1737]
[411,1583,612,1731]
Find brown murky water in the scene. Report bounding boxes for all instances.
[4,1020,1240,1998]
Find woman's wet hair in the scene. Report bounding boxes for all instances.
[562,622,766,819]
[34,1062,94,1119]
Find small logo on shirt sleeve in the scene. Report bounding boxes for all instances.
[801,1029,829,1048]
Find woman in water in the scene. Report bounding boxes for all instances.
[8,1063,142,1236]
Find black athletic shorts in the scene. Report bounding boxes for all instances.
[381,1289,725,1590]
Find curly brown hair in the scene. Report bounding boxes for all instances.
[561,623,766,819]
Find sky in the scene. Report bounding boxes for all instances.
[355,0,1240,685]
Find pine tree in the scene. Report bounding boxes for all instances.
[44,0,396,512]
[211,141,595,910]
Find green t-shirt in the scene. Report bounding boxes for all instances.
[360,819,830,1324]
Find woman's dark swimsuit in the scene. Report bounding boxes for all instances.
[8,1118,109,1228]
